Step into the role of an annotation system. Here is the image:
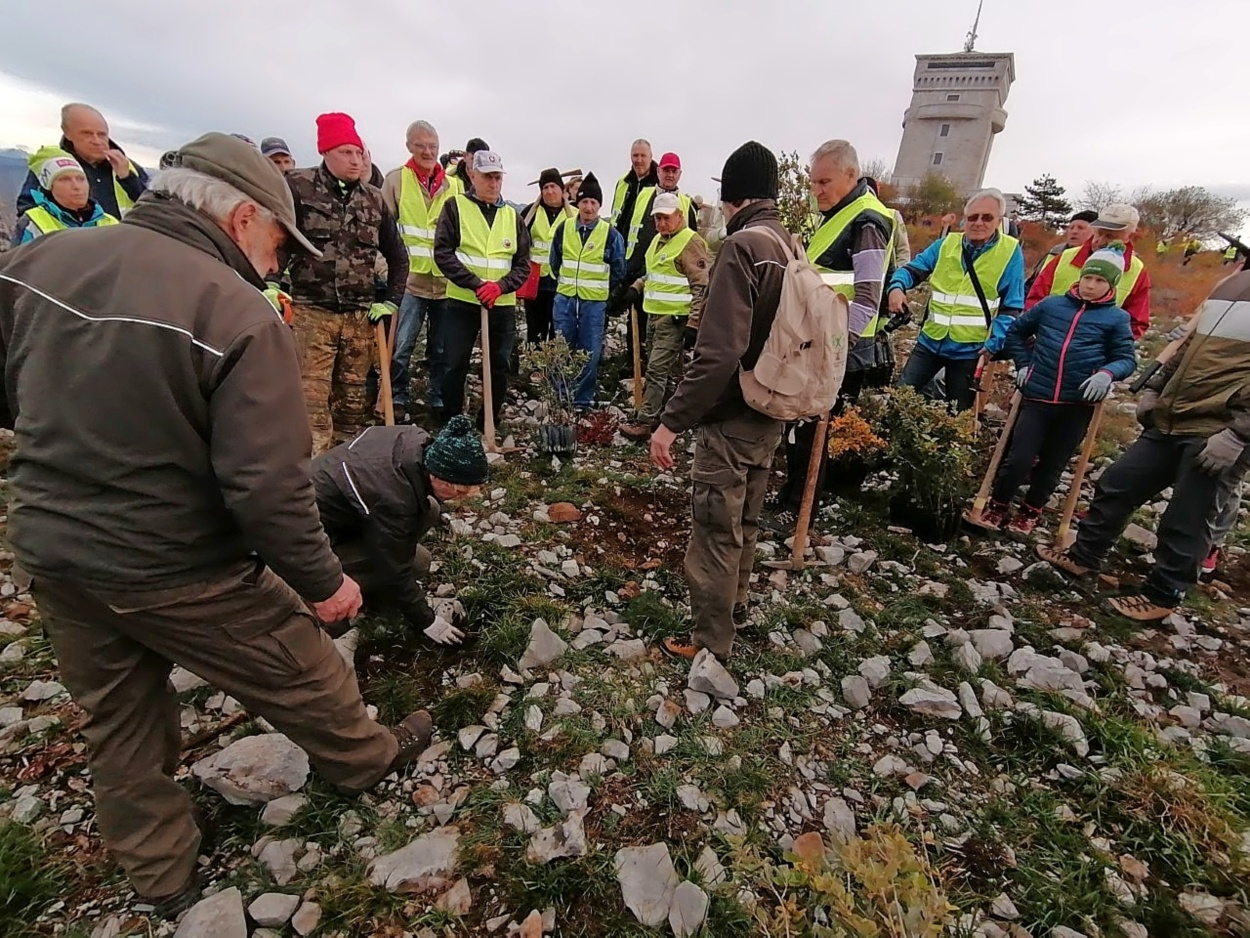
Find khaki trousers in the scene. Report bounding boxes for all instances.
[685,411,784,658]
[640,314,687,421]
[32,561,396,900]
[291,305,377,455]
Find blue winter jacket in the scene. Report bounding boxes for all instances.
[1005,288,1137,404]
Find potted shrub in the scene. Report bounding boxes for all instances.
[526,336,589,458]
[877,387,977,541]
[825,406,886,492]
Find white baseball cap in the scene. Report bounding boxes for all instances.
[651,192,681,216]
[472,150,506,174]
[1093,203,1140,231]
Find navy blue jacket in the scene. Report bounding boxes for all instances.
[1006,288,1136,404]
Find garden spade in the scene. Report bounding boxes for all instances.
[1053,401,1105,549]
[630,305,643,411]
[375,321,395,427]
[964,390,1022,528]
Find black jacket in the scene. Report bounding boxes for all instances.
[312,426,440,623]
[611,162,659,241]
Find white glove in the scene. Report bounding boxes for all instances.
[424,615,465,646]
[1015,366,1031,389]
[1165,324,1189,342]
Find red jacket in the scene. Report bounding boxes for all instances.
[1026,240,1151,340]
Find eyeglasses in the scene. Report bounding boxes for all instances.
[965,213,997,223]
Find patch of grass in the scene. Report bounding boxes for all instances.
[363,671,426,725]
[621,590,685,642]
[431,683,498,734]
[0,823,72,938]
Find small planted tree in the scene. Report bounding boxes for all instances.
[525,335,588,456]
[902,173,963,222]
[777,149,818,238]
[1016,174,1073,229]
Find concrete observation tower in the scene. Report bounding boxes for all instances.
[891,2,1015,195]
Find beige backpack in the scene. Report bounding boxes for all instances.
[738,226,849,420]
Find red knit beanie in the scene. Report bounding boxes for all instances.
[316,112,363,154]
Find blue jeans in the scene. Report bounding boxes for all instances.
[393,294,447,409]
[552,294,607,407]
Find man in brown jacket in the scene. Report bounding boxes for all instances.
[650,141,792,662]
[286,112,408,453]
[1040,267,1250,620]
[0,134,431,915]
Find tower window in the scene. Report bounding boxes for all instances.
[947,93,960,101]
[940,123,951,137]
[932,153,944,166]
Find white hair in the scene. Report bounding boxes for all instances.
[150,167,274,224]
[61,102,103,131]
[810,139,860,177]
[406,120,438,139]
[965,188,1007,216]
[631,138,652,151]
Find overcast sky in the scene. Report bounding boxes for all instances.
[2,0,1247,219]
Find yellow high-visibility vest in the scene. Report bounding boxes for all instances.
[626,188,693,260]
[1048,247,1145,307]
[529,204,574,278]
[444,195,520,308]
[921,233,1018,345]
[805,191,895,337]
[397,168,450,277]
[642,227,697,316]
[23,205,118,238]
[555,217,611,301]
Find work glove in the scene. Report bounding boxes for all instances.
[1165,324,1189,342]
[683,325,698,350]
[367,301,397,322]
[1135,390,1159,429]
[608,286,641,317]
[263,283,294,324]
[1079,370,1114,402]
[475,282,503,308]
[423,615,465,646]
[1015,366,1031,389]
[1195,428,1246,476]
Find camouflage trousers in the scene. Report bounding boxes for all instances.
[292,305,377,455]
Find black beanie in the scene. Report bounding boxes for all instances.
[465,137,489,154]
[576,172,604,205]
[424,415,488,486]
[1071,209,1099,224]
[537,167,562,189]
[720,141,779,203]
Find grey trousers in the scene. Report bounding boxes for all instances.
[685,411,784,658]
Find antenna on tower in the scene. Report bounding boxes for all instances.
[964,0,983,52]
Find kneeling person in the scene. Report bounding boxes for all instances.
[313,415,487,642]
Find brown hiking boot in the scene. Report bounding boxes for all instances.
[620,420,655,441]
[389,709,434,773]
[1108,594,1174,622]
[146,879,202,920]
[1036,544,1091,577]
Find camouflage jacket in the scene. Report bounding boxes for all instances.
[285,165,408,312]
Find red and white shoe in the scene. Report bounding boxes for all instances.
[1200,547,1221,577]
[1006,504,1042,537]
[979,499,1010,531]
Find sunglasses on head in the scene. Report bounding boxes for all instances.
[965,213,996,223]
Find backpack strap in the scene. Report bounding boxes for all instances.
[750,224,803,261]
[961,241,995,330]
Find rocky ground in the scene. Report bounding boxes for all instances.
[1,327,1248,938]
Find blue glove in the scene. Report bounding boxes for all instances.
[367,301,397,322]
[1079,371,1114,402]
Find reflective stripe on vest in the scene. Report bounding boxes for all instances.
[1048,247,1145,308]
[922,232,1018,345]
[555,217,611,301]
[626,189,693,259]
[398,168,449,276]
[24,205,119,237]
[805,191,896,337]
[642,227,697,316]
[530,204,574,277]
[444,195,520,308]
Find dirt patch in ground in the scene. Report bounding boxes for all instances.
[569,485,689,572]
